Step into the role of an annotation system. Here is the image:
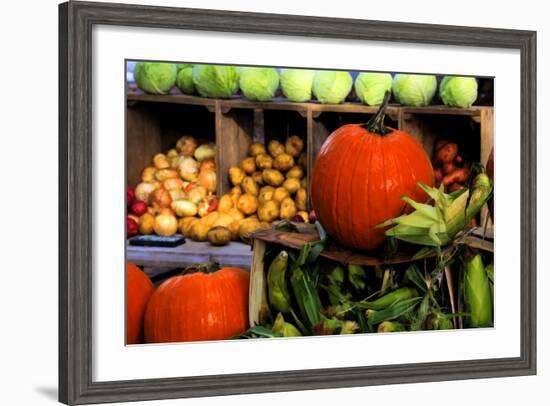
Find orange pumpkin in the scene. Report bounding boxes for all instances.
[144,264,249,343]
[126,262,154,344]
[310,92,434,250]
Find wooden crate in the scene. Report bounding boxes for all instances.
[248,227,494,328]
[127,92,493,195]
[126,91,494,270]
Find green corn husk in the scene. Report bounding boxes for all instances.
[272,313,302,337]
[379,173,492,247]
[377,321,406,333]
[267,251,291,313]
[410,293,432,331]
[486,263,494,302]
[464,252,493,327]
[367,297,422,326]
[348,264,367,290]
[290,266,322,328]
[326,265,346,306]
[358,286,419,310]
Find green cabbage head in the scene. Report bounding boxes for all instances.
[134,62,177,94]
[439,76,478,108]
[312,70,353,104]
[176,64,195,94]
[354,72,393,106]
[280,69,315,102]
[192,65,239,98]
[239,67,279,101]
[392,74,437,106]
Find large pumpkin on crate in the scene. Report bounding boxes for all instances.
[310,92,434,250]
[126,262,155,344]
[144,264,249,343]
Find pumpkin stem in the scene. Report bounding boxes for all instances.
[364,91,391,135]
[182,262,221,275]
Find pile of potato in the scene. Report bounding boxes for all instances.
[433,138,471,193]
[209,135,310,243]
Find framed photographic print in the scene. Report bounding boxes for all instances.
[59,1,536,404]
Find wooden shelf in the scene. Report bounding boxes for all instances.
[127,90,493,118]
[127,240,253,269]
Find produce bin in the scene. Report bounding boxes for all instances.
[126,92,494,272]
[248,226,494,329]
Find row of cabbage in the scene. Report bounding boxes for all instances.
[133,62,478,108]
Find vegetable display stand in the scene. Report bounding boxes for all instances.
[247,226,493,327]
[126,90,494,270]
[127,91,493,196]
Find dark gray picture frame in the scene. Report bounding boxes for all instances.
[59,1,537,404]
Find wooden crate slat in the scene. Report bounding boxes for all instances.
[126,105,162,187]
[127,240,253,269]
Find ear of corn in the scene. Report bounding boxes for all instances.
[379,173,492,248]
[272,313,302,337]
[312,317,359,335]
[426,311,454,330]
[325,265,347,306]
[464,252,493,327]
[348,264,367,290]
[377,320,406,333]
[358,286,419,310]
[366,297,422,326]
[290,266,322,328]
[267,251,291,313]
[410,293,432,331]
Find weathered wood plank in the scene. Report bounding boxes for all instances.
[127,240,253,269]
[126,105,162,187]
[248,239,270,326]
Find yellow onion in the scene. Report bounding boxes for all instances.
[171,199,198,217]
[200,158,216,172]
[134,182,156,205]
[197,196,218,217]
[198,168,217,193]
[153,214,178,236]
[166,148,178,159]
[141,166,157,182]
[153,153,170,169]
[138,213,155,234]
[176,136,198,157]
[158,207,175,217]
[178,157,199,181]
[154,168,179,182]
[194,143,216,161]
[186,185,207,204]
[163,178,184,191]
[168,188,186,201]
[151,187,172,208]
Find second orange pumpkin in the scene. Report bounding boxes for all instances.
[144,264,249,343]
[310,92,434,250]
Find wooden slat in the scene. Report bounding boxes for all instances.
[127,91,216,108]
[128,91,488,118]
[126,105,162,187]
[251,229,420,266]
[251,226,493,267]
[248,240,270,327]
[307,109,330,208]
[480,107,495,228]
[215,104,254,196]
[126,240,253,269]
[401,105,489,116]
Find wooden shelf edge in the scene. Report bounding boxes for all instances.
[127,91,493,116]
